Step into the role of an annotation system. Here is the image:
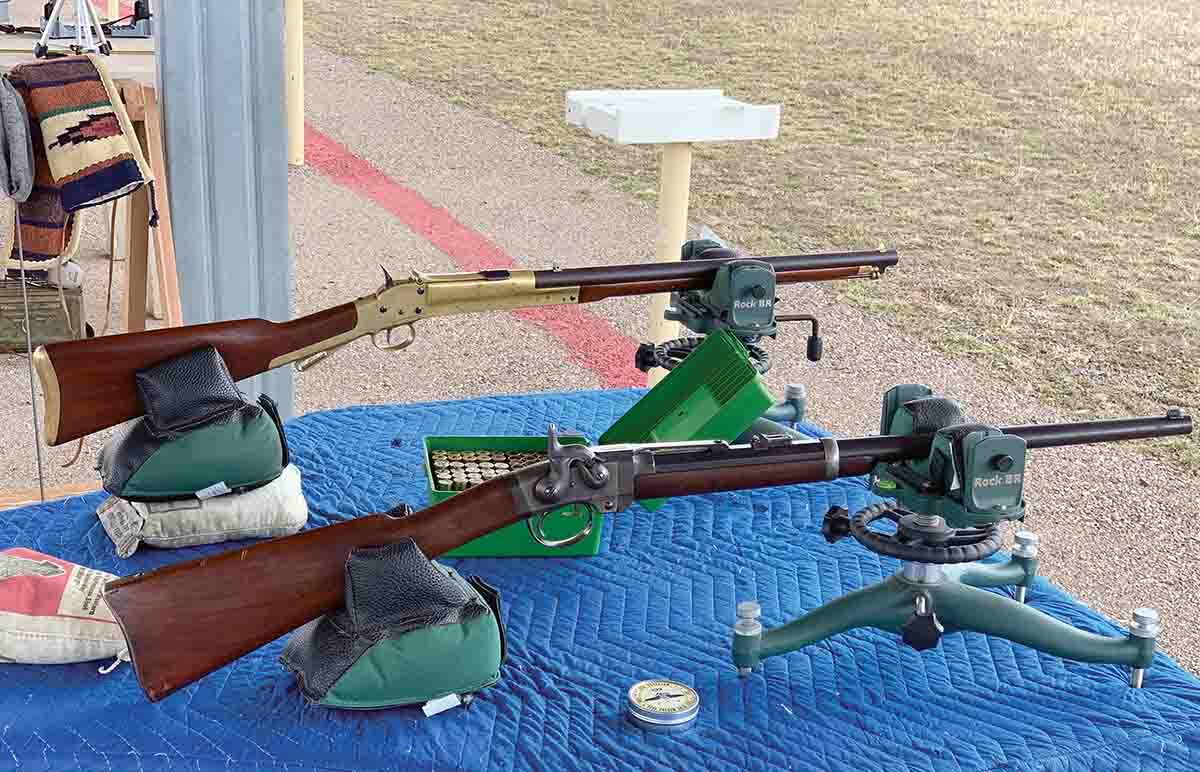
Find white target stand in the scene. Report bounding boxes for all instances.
[565,89,779,384]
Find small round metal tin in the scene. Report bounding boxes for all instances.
[626,679,699,732]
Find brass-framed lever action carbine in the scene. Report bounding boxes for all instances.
[32,248,896,446]
[101,409,1191,702]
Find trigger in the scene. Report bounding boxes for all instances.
[372,323,418,352]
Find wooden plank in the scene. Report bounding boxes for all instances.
[124,173,150,332]
[0,481,98,511]
[0,49,155,85]
[0,33,155,56]
[120,78,146,121]
[286,0,305,165]
[140,84,183,326]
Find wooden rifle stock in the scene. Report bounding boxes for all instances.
[34,249,897,446]
[33,304,359,447]
[103,476,523,702]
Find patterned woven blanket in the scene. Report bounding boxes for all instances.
[6,54,150,265]
[0,197,80,276]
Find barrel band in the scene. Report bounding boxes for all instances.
[820,437,839,480]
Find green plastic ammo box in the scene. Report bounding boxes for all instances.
[425,433,601,557]
[600,330,774,511]
[426,331,771,556]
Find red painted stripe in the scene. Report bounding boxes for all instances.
[304,124,645,388]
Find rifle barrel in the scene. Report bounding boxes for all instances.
[534,249,898,289]
[1008,414,1190,448]
[633,412,1192,500]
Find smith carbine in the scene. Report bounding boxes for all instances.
[100,408,1191,701]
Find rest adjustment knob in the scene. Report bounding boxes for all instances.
[901,612,944,651]
[901,597,944,651]
[821,506,852,543]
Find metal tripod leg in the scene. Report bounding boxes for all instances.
[37,0,111,57]
[734,558,1157,687]
[951,531,1039,602]
[926,581,1158,677]
[734,577,915,672]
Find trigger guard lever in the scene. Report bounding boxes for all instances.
[526,504,597,549]
[372,323,417,352]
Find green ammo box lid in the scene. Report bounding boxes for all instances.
[424,434,602,558]
[600,330,774,511]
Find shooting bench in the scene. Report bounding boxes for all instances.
[1,389,1197,771]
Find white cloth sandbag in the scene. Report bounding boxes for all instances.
[0,548,126,664]
[96,463,308,558]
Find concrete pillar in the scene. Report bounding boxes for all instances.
[155,0,294,417]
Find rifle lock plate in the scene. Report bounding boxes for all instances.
[510,425,653,522]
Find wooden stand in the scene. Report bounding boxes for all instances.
[565,89,780,384]
[116,79,182,330]
[649,143,693,350]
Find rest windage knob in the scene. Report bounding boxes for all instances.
[901,611,944,651]
[821,506,852,543]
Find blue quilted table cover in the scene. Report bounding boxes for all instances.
[2,388,1199,772]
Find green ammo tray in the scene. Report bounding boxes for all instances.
[600,330,774,511]
[424,433,602,558]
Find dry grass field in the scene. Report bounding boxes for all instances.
[308,0,1199,471]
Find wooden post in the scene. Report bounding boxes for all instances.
[645,142,693,382]
[285,0,304,166]
[140,84,183,326]
[124,184,150,332]
[122,84,150,332]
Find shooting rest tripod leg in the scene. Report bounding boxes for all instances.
[950,552,1037,602]
[926,581,1158,683]
[733,578,914,672]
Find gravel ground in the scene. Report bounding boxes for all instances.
[0,44,1195,673]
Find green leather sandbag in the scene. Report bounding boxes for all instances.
[99,393,288,501]
[281,539,506,710]
[97,346,289,502]
[321,598,503,710]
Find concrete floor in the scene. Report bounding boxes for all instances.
[0,45,1197,674]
